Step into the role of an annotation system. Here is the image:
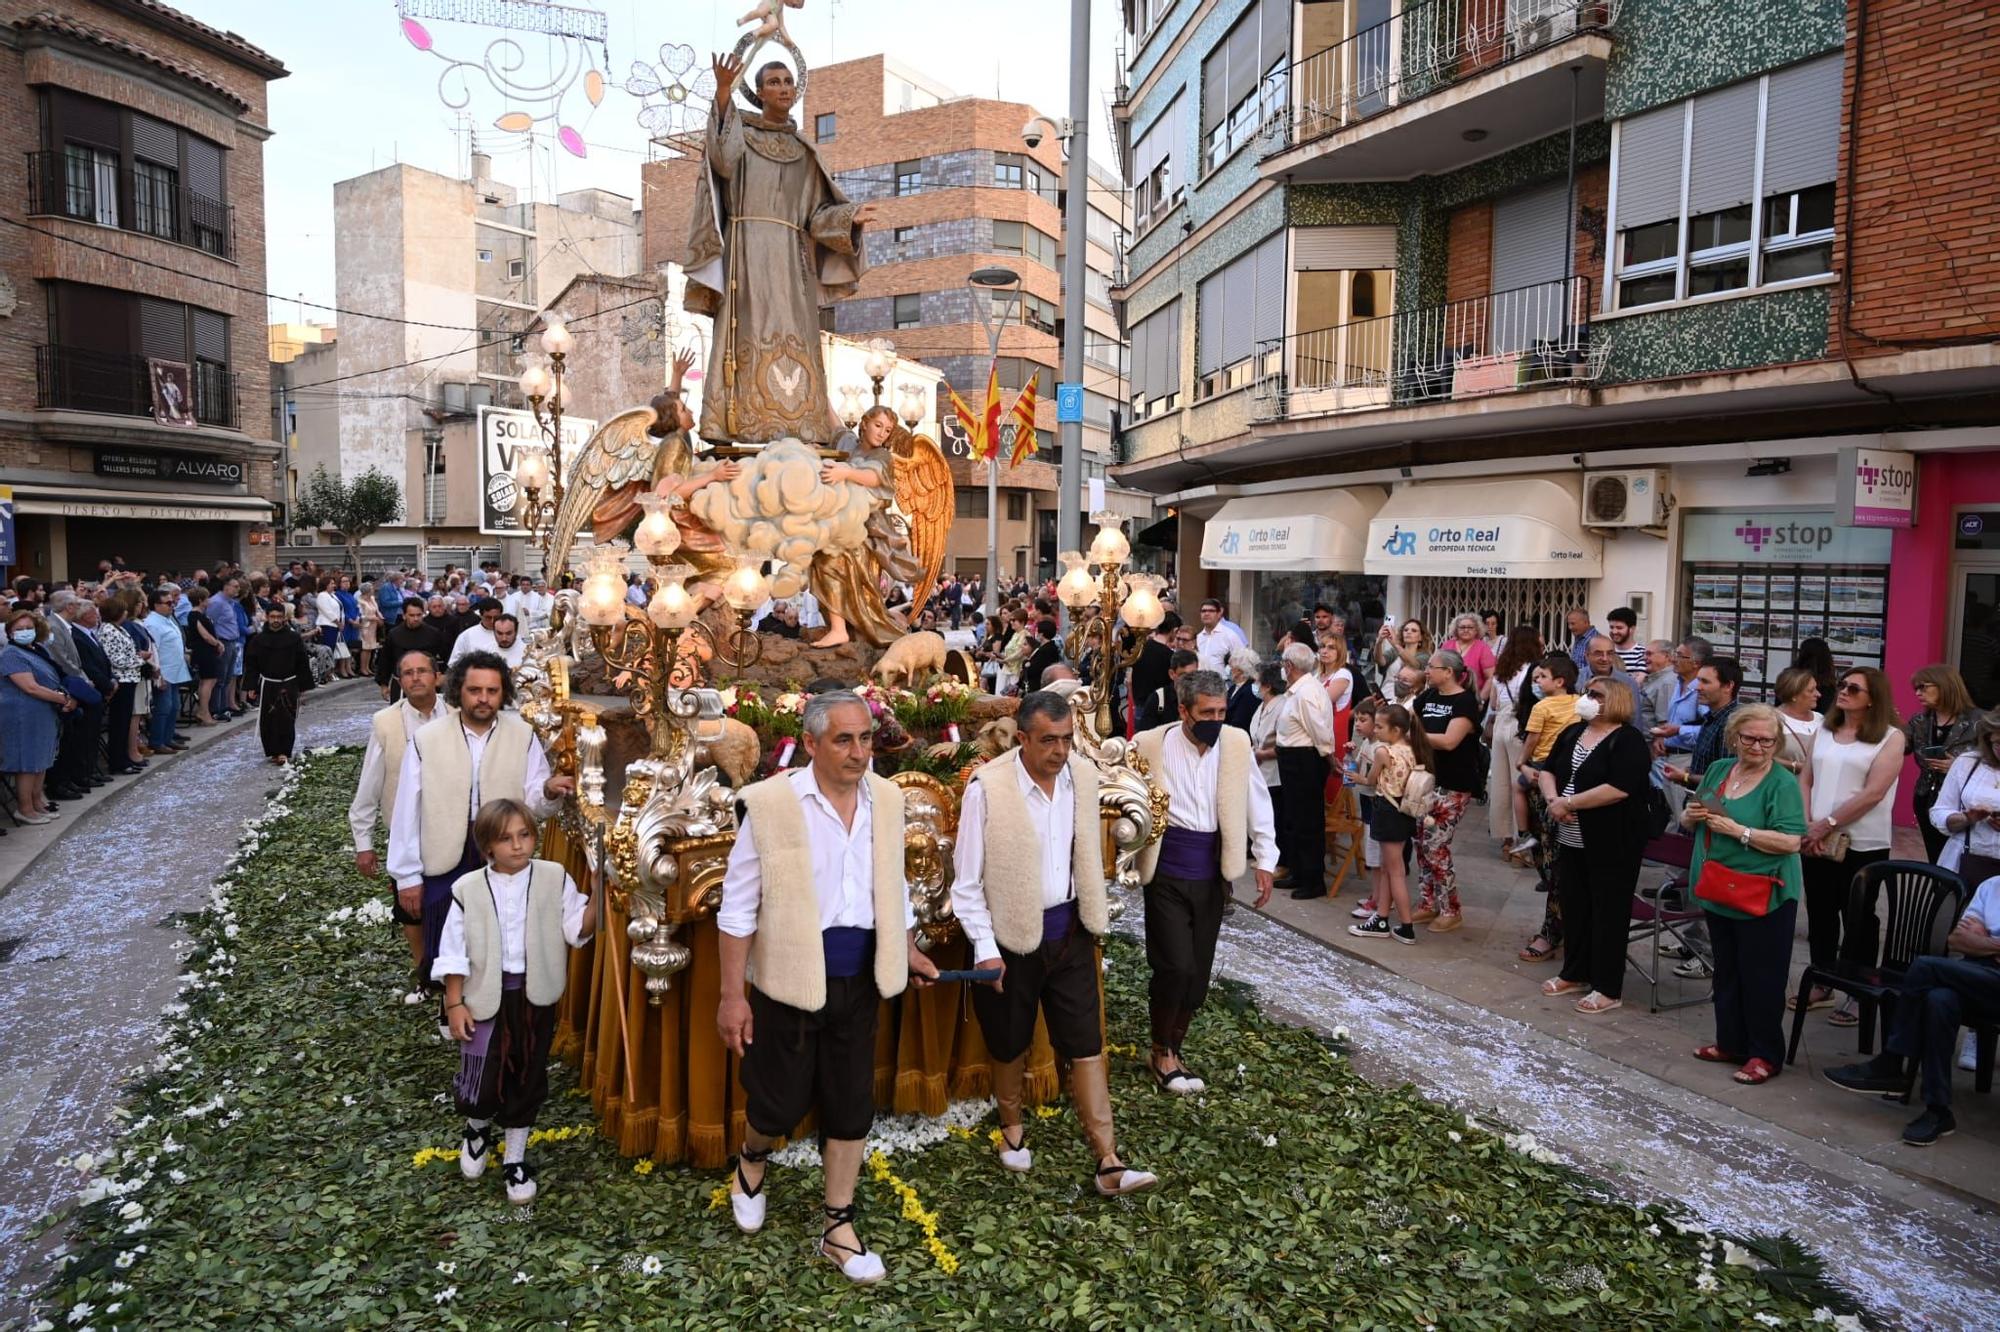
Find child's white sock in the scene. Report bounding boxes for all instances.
[466,1117,490,1132]
[504,1126,528,1164]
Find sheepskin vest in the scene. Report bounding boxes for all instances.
[452,860,570,1020]
[1134,723,1251,884]
[415,710,535,876]
[740,771,908,1012]
[369,699,435,835]
[971,750,1107,954]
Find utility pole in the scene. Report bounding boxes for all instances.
[1055,0,1090,615]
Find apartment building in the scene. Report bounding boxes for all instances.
[644,54,1142,584]
[326,152,640,555]
[1113,0,2000,715]
[0,0,286,578]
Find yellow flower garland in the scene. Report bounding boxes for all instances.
[410,1123,592,1168]
[866,1150,960,1276]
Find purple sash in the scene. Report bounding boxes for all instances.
[1158,825,1221,880]
[454,972,524,1102]
[822,927,873,979]
[1042,901,1078,947]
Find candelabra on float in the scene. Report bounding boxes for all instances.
[512,314,577,574]
[1056,513,1168,740]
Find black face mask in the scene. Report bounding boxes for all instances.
[1189,719,1224,748]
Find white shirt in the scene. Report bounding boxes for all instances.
[1932,756,2000,877]
[1276,671,1335,755]
[1318,666,1355,712]
[716,765,917,938]
[1963,874,2000,934]
[430,863,593,980]
[1248,696,1287,786]
[1158,725,1279,872]
[951,762,1075,963]
[449,623,501,664]
[315,589,342,629]
[347,698,440,853]
[1807,729,1898,852]
[1194,621,1248,675]
[386,719,558,888]
[518,589,553,630]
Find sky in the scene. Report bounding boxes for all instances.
[183,0,1127,326]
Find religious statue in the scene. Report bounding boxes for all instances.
[808,404,944,648]
[684,45,874,445]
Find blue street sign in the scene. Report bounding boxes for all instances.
[1056,383,1084,424]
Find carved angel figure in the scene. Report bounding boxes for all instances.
[808,403,952,648]
[547,349,739,589]
[737,0,804,40]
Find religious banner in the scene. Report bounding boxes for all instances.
[148,359,196,429]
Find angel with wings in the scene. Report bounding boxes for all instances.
[549,348,740,594]
[809,403,952,648]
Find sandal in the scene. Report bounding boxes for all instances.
[818,1202,886,1284]
[1518,937,1557,963]
[1827,1006,1860,1028]
[1787,987,1835,1012]
[1093,1159,1159,1196]
[729,1145,771,1234]
[1733,1058,1778,1085]
[1151,1059,1205,1096]
[1692,1045,1743,1064]
[1574,992,1624,1015]
[1540,977,1587,997]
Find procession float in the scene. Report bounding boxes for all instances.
[499,0,1172,1167]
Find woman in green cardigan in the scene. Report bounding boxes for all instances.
[1683,704,1807,1086]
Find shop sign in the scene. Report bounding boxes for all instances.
[94,449,246,487]
[1835,446,1918,529]
[1364,517,1598,578]
[477,406,596,537]
[1681,510,1894,566]
[49,500,263,522]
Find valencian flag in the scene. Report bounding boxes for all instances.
[1007,370,1040,466]
[948,362,1005,462]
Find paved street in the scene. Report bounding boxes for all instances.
[0,683,380,1309]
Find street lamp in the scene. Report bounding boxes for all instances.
[514,313,577,574]
[863,338,896,406]
[968,265,1021,614]
[1058,512,1165,739]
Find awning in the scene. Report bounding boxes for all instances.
[1200,486,1388,572]
[1135,513,1178,549]
[1364,475,1601,578]
[7,485,275,524]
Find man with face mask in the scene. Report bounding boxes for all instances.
[1132,670,1278,1094]
[242,603,316,765]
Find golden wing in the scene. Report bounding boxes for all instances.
[890,425,954,616]
[549,406,663,578]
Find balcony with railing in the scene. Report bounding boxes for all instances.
[1259,0,1614,182]
[26,149,235,261]
[35,345,239,430]
[1251,276,1604,422]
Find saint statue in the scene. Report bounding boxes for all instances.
[684,52,875,446]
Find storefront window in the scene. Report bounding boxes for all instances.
[1249,572,1384,652]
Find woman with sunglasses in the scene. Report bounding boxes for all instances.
[1535,677,1652,1014]
[1904,664,1978,865]
[1682,705,1807,1084]
[1796,666,1906,1025]
[1931,710,2000,890]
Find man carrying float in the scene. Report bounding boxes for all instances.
[715,690,939,1284]
[952,690,1157,1195]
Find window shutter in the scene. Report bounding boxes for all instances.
[184,137,224,201]
[1136,94,1181,180]
[1292,225,1399,270]
[1614,103,1686,230]
[1162,298,1181,398]
[140,297,187,360]
[132,114,179,167]
[1687,79,1759,216]
[1220,253,1253,369]
[1130,311,1154,398]
[56,90,120,148]
[192,309,229,362]
[1763,55,1842,196]
[1489,180,1570,293]
[1200,45,1228,137]
[1197,267,1227,375]
[1253,232,1286,350]
[1223,13,1258,119]
[1260,0,1290,77]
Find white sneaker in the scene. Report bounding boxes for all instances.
[729,1154,768,1234]
[459,1121,494,1180]
[503,1161,537,1205]
[1960,1032,1979,1073]
[996,1128,1032,1173]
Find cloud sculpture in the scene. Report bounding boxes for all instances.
[689,439,873,596]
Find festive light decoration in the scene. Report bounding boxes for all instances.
[395,0,610,159]
[624,43,716,147]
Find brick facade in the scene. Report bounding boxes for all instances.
[0,0,285,579]
[1834,0,2000,346]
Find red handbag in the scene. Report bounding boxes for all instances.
[1692,827,1781,916]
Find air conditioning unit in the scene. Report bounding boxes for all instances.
[1582,469,1670,529]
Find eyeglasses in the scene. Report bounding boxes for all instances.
[1838,681,1866,695]
[1585,691,1607,700]
[1736,735,1778,747]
